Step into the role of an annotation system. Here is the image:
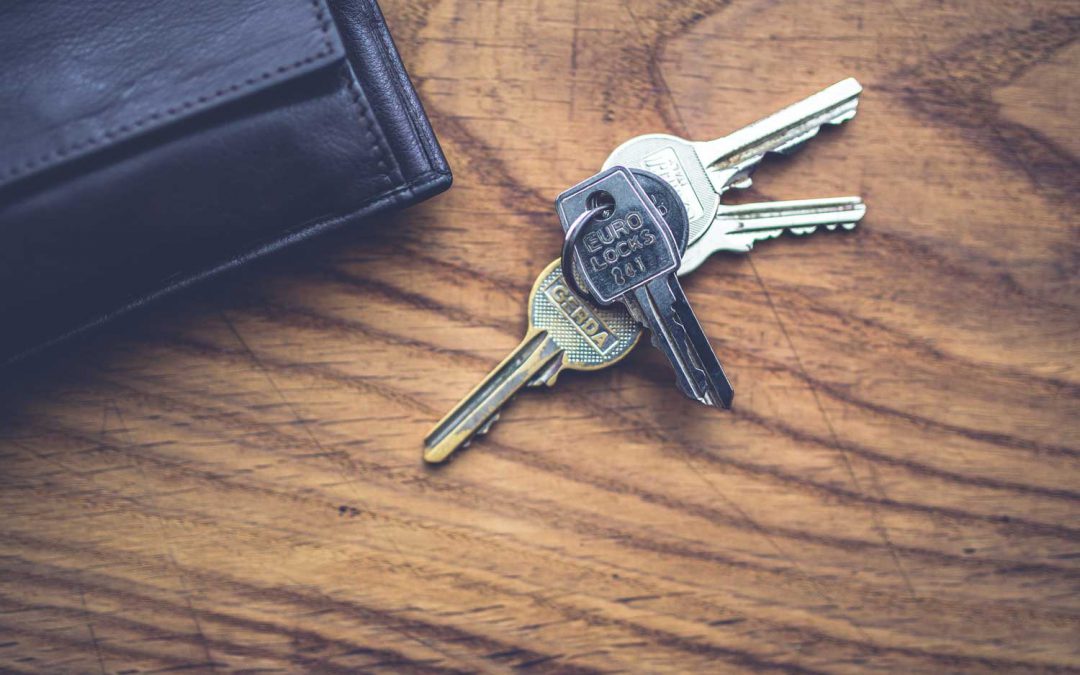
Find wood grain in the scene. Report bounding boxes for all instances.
[1,0,1077,672]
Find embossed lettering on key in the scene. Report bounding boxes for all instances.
[558,167,734,409]
[557,167,679,304]
[423,259,642,464]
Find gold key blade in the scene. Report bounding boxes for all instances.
[423,258,642,464]
[423,326,562,463]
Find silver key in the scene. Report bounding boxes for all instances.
[558,167,733,408]
[678,196,865,275]
[603,78,862,246]
[423,258,643,463]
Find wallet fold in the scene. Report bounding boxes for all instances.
[0,0,451,367]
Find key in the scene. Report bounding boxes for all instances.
[423,174,695,464]
[423,258,644,463]
[603,78,862,246]
[558,166,733,408]
[678,196,866,275]
[697,78,862,193]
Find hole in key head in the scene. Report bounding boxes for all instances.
[586,190,615,220]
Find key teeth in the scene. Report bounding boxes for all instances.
[774,128,821,155]
[667,309,714,406]
[734,229,784,249]
[830,109,859,125]
[648,324,690,391]
[476,412,500,437]
[648,330,665,353]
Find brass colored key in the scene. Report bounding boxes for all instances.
[423,259,642,463]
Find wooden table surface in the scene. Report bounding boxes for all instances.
[2,0,1077,672]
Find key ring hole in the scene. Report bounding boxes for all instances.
[586,190,616,220]
[560,204,610,302]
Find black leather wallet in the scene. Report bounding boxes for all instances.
[0,0,451,367]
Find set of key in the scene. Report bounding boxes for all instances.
[423,78,867,464]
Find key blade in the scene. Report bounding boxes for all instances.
[695,78,862,194]
[716,196,865,235]
[667,287,734,407]
[424,328,563,463]
[631,278,733,408]
[679,196,865,275]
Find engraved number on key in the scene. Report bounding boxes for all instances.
[423,259,642,464]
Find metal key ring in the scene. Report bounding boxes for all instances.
[560,204,609,301]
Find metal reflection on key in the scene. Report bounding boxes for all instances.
[557,167,734,409]
[678,196,866,275]
[603,78,864,266]
[423,259,642,464]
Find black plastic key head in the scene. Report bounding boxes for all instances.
[556,166,679,305]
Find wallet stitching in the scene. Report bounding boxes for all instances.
[344,70,402,186]
[235,169,447,272]
[240,167,449,260]
[368,0,436,172]
[278,167,448,243]
[346,76,390,179]
[2,0,339,183]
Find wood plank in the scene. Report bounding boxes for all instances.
[0,0,1076,672]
